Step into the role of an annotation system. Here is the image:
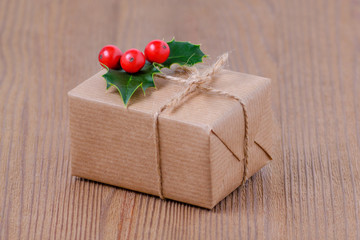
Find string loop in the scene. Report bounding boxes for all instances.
[153,53,249,199]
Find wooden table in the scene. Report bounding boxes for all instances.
[0,0,359,239]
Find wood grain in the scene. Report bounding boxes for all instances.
[0,0,359,239]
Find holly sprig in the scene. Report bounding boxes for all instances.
[102,39,207,106]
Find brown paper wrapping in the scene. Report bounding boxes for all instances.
[68,69,273,209]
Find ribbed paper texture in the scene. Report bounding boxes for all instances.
[68,69,273,208]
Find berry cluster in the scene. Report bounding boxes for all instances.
[98,40,170,73]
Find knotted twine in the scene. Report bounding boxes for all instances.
[153,53,249,199]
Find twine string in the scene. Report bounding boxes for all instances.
[153,53,249,199]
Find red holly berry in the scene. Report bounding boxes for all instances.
[98,45,122,70]
[120,49,146,73]
[144,40,170,64]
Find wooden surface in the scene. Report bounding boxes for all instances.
[0,0,359,239]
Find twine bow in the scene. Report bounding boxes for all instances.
[153,53,249,199]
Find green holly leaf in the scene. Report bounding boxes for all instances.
[102,61,160,106]
[101,39,207,105]
[160,39,207,69]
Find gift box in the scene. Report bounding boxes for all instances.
[68,67,274,209]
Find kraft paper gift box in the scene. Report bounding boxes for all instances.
[68,69,274,209]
